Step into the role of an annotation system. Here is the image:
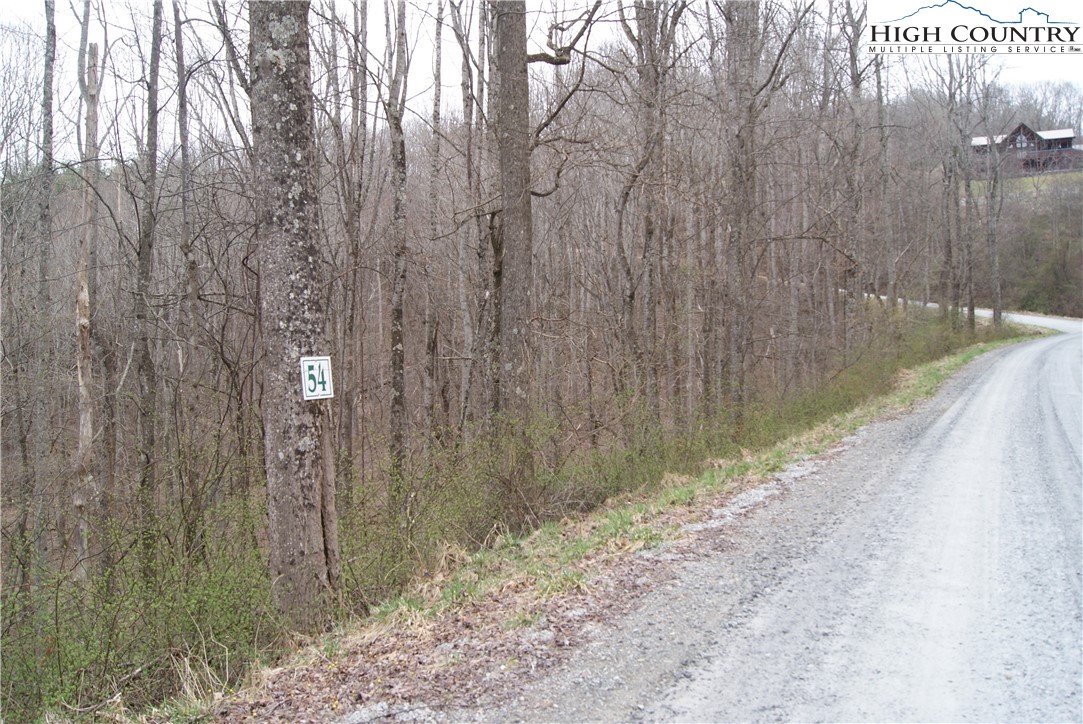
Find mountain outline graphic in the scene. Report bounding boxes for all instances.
[886,0,1074,25]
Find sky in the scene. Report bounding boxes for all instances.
[996,55,1083,89]
[1,0,1079,132]
[4,0,1082,76]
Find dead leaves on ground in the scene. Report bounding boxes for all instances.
[214,488,735,722]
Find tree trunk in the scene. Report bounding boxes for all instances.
[449,0,479,428]
[724,0,758,419]
[616,2,686,421]
[28,0,57,586]
[963,169,976,332]
[345,0,369,469]
[38,0,54,313]
[135,0,163,582]
[86,0,116,553]
[985,155,1004,327]
[173,0,207,561]
[251,0,340,631]
[491,0,533,420]
[841,0,865,352]
[72,40,100,582]
[387,0,409,506]
[422,0,444,442]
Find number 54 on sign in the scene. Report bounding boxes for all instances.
[300,356,334,400]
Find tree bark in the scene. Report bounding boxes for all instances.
[449,0,479,428]
[724,0,759,418]
[985,153,1004,326]
[135,0,163,582]
[343,0,368,469]
[491,0,533,420]
[386,0,409,504]
[173,0,207,561]
[72,40,100,582]
[618,1,686,420]
[841,0,865,351]
[422,0,444,442]
[77,0,117,573]
[251,0,340,631]
[38,0,54,310]
[28,0,57,586]
[19,0,57,588]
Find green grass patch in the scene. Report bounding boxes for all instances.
[969,169,1083,197]
[537,569,589,597]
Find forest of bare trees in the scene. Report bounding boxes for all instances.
[2,0,1080,717]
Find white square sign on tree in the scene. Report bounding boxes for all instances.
[300,356,334,400]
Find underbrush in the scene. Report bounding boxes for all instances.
[2,312,1033,722]
[1,501,274,722]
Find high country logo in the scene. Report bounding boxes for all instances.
[866,0,1082,54]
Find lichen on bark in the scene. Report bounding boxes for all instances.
[250,0,340,632]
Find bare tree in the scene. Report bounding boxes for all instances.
[972,67,1007,326]
[29,0,57,586]
[937,57,966,324]
[71,38,100,582]
[250,0,340,630]
[448,0,484,428]
[172,0,207,560]
[2,10,51,594]
[385,0,410,505]
[132,0,164,580]
[717,0,812,416]
[422,0,445,441]
[839,0,869,349]
[615,1,688,420]
[37,0,54,311]
[490,0,533,424]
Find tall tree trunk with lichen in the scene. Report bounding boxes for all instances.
[386,0,409,512]
[250,0,341,631]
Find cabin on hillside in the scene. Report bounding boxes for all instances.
[971,122,1083,175]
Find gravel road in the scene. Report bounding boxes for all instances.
[464,316,1082,722]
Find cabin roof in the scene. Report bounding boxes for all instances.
[1036,128,1075,140]
[971,124,1076,147]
